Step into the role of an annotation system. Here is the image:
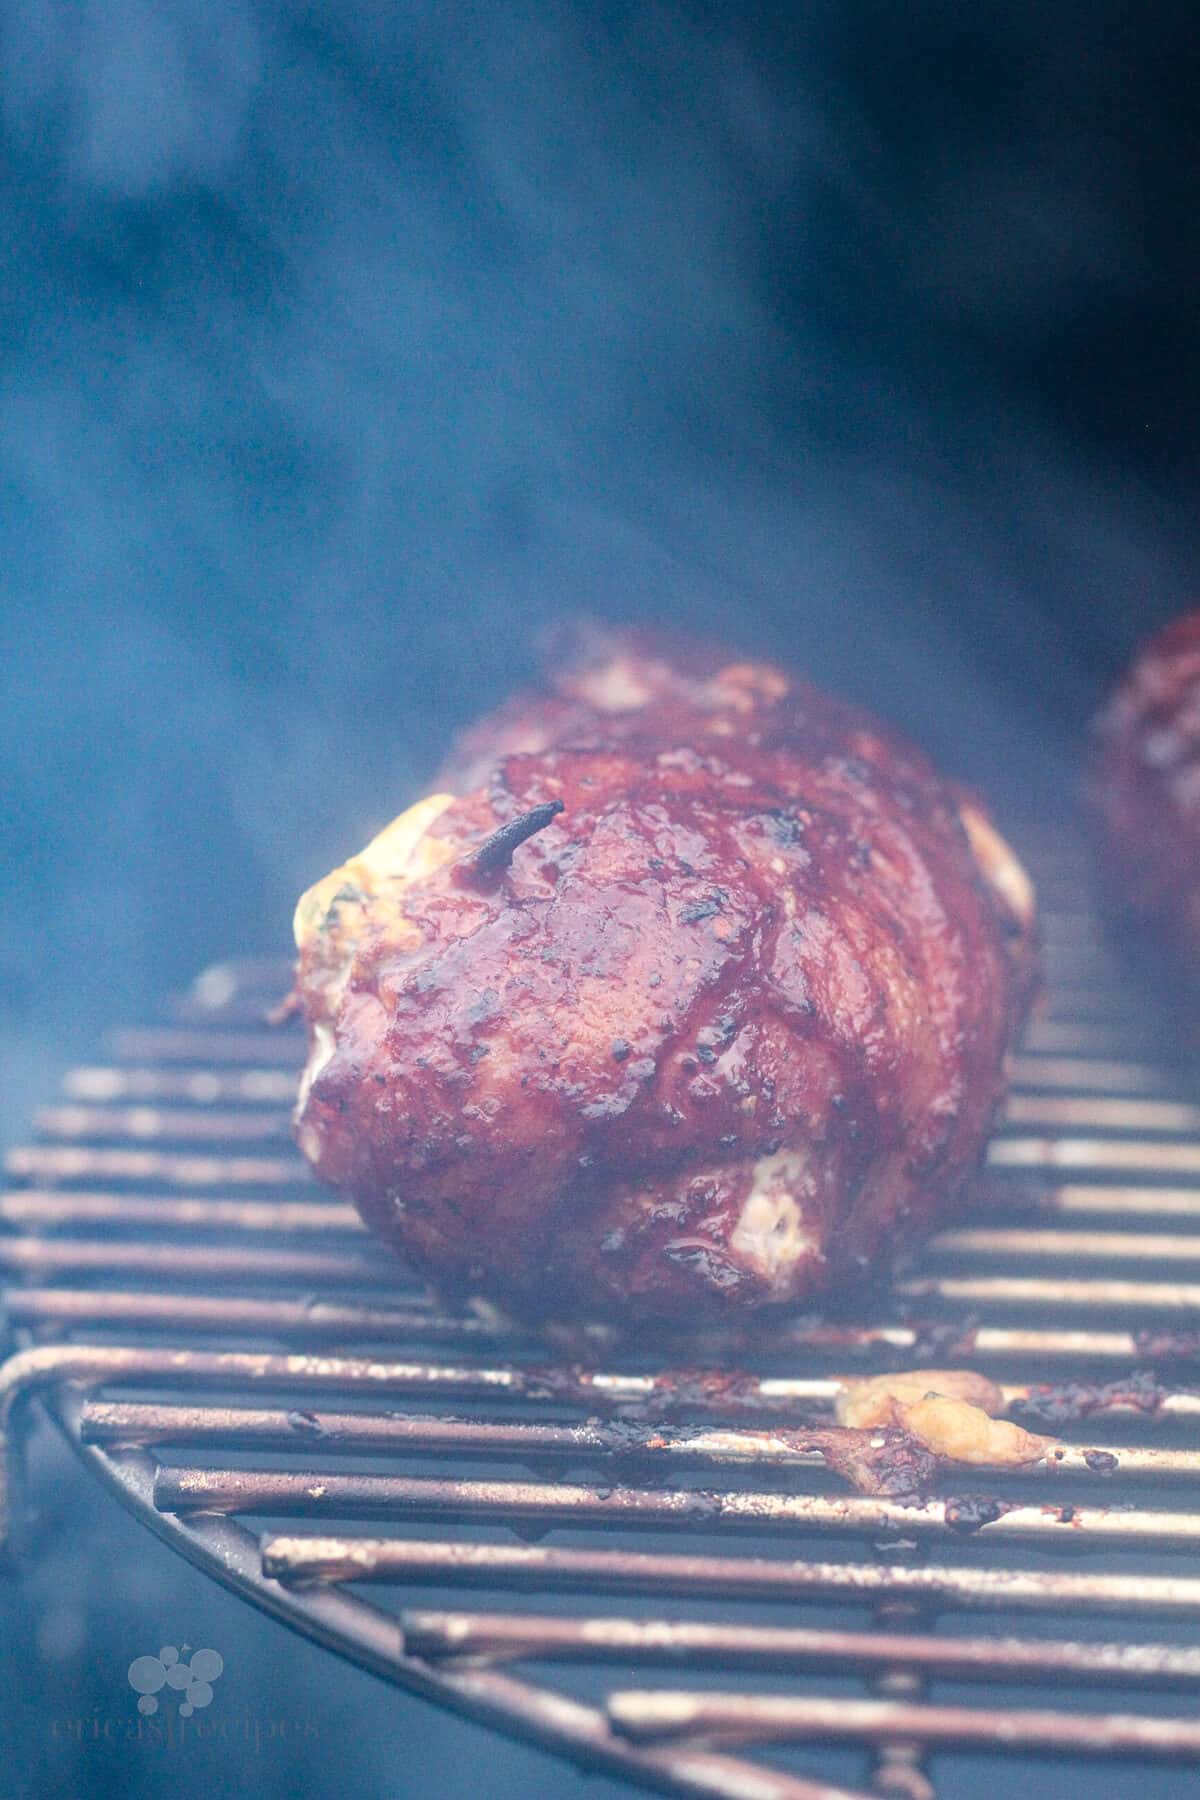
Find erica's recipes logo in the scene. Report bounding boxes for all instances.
[49,1638,319,1753]
[127,1643,225,1717]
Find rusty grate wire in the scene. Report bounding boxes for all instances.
[4,823,1200,1799]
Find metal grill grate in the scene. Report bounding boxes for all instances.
[5,822,1200,1799]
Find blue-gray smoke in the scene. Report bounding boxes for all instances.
[4,0,1198,1133]
[2,4,1199,1796]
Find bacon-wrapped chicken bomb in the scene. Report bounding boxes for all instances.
[293,632,1035,1325]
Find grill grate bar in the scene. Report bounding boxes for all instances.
[897,1272,1200,1309]
[604,1691,1200,1760]
[989,1137,1200,1171]
[0,1190,361,1232]
[398,1608,1200,1687]
[153,1466,1200,1548]
[4,1145,309,1187]
[35,1104,294,1144]
[260,1536,1200,1617]
[928,1227,1200,1261]
[63,1067,305,1104]
[9,1285,1200,1376]
[1019,1019,1174,1053]
[1037,983,1164,1013]
[0,1237,392,1283]
[1007,1185,1200,1220]
[108,1028,306,1066]
[9,1242,1200,1322]
[1003,1096,1200,1131]
[15,1340,1190,1428]
[1,1286,487,1341]
[81,1399,1193,1482]
[6,1289,1200,1358]
[1007,1056,1190,1094]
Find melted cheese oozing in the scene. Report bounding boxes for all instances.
[293,791,458,952]
[835,1370,1052,1468]
[293,791,460,1122]
[729,1149,820,1290]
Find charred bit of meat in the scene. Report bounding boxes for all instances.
[459,799,566,886]
[803,1427,941,1505]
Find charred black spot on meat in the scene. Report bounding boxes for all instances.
[458,799,565,885]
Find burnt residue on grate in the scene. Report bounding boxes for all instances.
[943,1494,1017,1535]
[1011,1369,1171,1428]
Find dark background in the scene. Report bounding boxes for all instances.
[2,2,1200,1795]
